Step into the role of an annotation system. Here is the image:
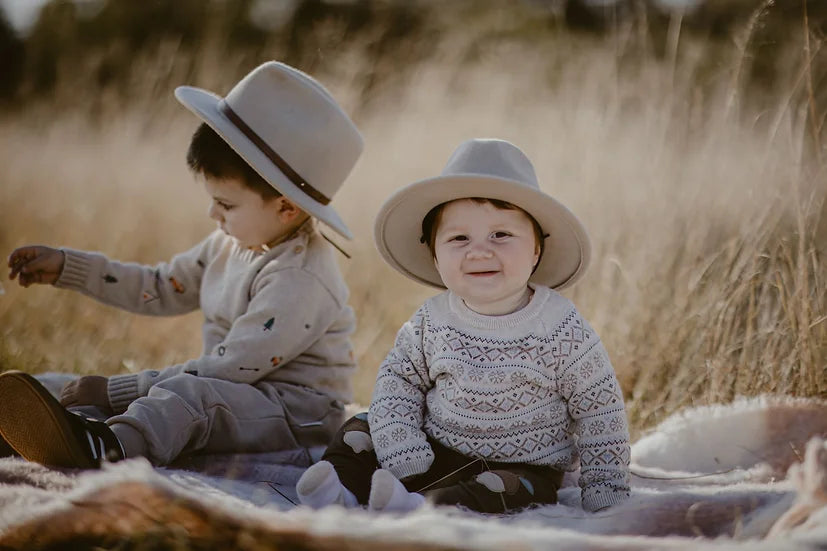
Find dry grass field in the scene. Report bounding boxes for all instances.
[0,2,824,437]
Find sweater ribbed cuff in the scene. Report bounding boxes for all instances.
[54,249,92,290]
[582,487,631,512]
[108,374,140,414]
[388,456,433,480]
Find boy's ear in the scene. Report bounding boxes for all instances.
[275,197,305,223]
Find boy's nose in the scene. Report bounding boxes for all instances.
[207,203,222,221]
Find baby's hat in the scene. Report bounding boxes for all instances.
[374,138,591,289]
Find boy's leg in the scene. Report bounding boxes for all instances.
[0,371,124,468]
[107,375,331,465]
[0,436,18,458]
[423,464,563,513]
[0,377,105,460]
[258,383,346,449]
[320,413,379,504]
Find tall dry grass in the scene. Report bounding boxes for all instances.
[0,14,824,436]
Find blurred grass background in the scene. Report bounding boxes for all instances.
[0,0,825,437]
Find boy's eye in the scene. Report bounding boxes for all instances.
[216,200,234,210]
[492,231,511,239]
[449,235,468,242]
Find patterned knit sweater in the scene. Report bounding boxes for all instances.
[55,221,356,414]
[368,285,631,512]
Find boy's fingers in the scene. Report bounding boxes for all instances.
[17,257,45,274]
[7,247,60,285]
[7,250,22,268]
[7,254,24,276]
[9,260,28,279]
[18,252,59,275]
[8,247,36,264]
[8,248,39,277]
[18,270,50,287]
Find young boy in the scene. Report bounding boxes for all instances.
[0,61,364,469]
[296,138,631,513]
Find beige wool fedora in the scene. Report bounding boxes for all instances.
[175,61,363,240]
[374,138,591,290]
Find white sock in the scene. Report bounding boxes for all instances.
[296,460,358,509]
[368,469,426,512]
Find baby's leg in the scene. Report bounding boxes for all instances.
[424,466,562,513]
[318,413,379,505]
[296,460,358,508]
[368,469,426,512]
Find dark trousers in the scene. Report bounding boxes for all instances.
[322,414,564,513]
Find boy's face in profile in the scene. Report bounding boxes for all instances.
[204,176,302,250]
[433,199,540,315]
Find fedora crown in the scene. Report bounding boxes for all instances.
[442,139,540,190]
[224,62,363,204]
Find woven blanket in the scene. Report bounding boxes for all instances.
[0,378,825,550]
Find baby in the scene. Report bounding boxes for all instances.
[296,138,631,513]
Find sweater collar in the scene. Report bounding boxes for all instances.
[230,219,315,261]
[447,284,550,330]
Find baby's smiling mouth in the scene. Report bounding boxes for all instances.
[467,270,499,276]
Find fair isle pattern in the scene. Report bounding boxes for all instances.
[370,306,437,479]
[368,285,631,512]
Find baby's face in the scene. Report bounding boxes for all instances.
[433,199,540,315]
[203,176,287,249]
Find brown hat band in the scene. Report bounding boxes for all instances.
[219,100,331,206]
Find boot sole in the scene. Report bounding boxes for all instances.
[0,371,95,468]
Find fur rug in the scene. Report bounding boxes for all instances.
[0,394,825,550]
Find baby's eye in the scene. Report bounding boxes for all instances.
[492,231,511,239]
[216,200,234,210]
[449,235,469,242]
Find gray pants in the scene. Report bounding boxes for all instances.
[105,374,344,465]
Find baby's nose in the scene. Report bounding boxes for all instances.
[466,245,493,259]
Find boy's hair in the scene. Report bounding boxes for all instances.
[186,123,281,201]
[420,197,546,264]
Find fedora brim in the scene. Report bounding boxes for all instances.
[174,86,353,240]
[374,174,591,290]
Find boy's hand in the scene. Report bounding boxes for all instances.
[60,376,111,414]
[7,246,65,287]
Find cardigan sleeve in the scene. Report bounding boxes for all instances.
[107,265,343,413]
[54,233,217,316]
[557,313,631,512]
[368,305,435,480]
